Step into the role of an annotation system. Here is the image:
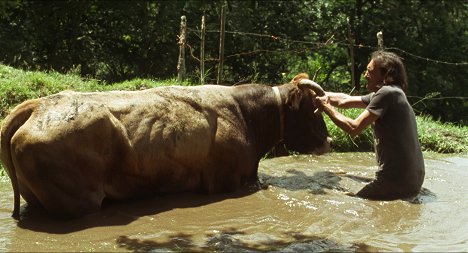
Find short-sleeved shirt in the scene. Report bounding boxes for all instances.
[361,85,425,192]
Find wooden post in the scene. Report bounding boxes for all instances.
[200,15,205,85]
[347,18,357,92]
[217,3,226,85]
[377,31,384,50]
[177,15,186,83]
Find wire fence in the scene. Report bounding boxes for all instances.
[186,28,468,66]
[177,18,468,113]
[182,27,468,107]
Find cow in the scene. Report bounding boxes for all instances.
[0,74,330,219]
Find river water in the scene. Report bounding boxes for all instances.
[1,152,467,252]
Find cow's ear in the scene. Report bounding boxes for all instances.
[285,87,302,110]
[290,73,309,85]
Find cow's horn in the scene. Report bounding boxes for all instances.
[298,79,325,96]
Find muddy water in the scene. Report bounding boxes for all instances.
[1,152,467,252]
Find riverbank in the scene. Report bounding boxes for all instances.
[1,63,467,156]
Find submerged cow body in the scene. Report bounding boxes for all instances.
[1,76,330,219]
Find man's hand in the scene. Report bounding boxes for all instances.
[314,95,330,114]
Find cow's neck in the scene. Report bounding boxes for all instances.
[233,84,283,159]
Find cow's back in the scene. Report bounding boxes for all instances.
[3,85,258,217]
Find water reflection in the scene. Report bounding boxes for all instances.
[1,152,467,252]
[15,189,258,234]
[261,169,348,194]
[115,229,370,252]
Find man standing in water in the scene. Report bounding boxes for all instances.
[314,50,425,200]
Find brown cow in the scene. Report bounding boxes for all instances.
[0,75,330,219]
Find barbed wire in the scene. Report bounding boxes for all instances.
[186,28,468,66]
[386,47,468,66]
[185,28,468,103]
[186,41,326,62]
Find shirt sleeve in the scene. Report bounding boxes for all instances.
[361,93,374,105]
[366,88,391,117]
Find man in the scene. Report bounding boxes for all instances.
[315,50,425,200]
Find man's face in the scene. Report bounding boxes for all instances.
[364,59,384,92]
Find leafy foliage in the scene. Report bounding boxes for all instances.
[0,0,466,123]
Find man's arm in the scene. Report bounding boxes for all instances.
[325,92,367,109]
[316,96,378,138]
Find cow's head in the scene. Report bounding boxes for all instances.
[280,73,331,155]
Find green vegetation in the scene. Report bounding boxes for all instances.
[324,108,374,152]
[1,64,466,156]
[0,0,466,124]
[416,116,468,153]
[325,108,468,154]
[0,64,193,119]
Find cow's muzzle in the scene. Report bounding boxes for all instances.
[314,136,332,155]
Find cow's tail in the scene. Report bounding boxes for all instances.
[0,99,38,220]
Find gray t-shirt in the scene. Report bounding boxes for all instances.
[361,85,425,190]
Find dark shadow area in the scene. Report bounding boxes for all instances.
[335,173,438,204]
[115,227,372,252]
[259,169,348,194]
[265,143,291,158]
[16,185,259,234]
[405,187,437,204]
[260,169,438,205]
[340,173,373,183]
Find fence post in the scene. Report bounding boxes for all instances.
[217,3,226,85]
[177,15,187,83]
[200,15,205,85]
[347,18,356,92]
[377,31,384,50]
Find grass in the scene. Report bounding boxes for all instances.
[323,108,374,152]
[416,116,468,153]
[324,108,468,154]
[0,63,466,174]
[0,64,195,119]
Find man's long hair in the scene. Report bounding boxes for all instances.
[371,51,408,91]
